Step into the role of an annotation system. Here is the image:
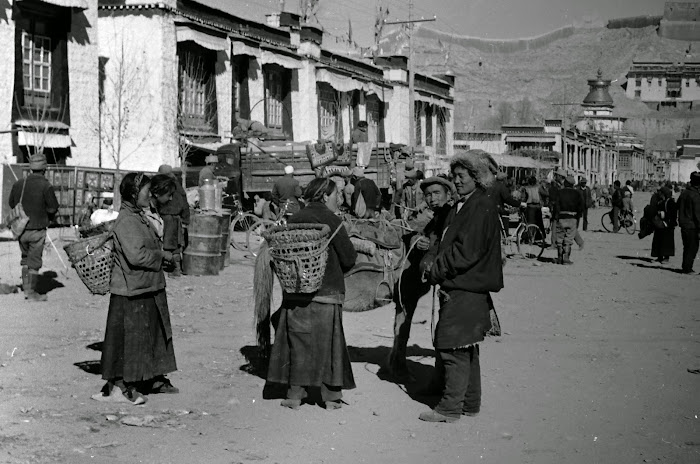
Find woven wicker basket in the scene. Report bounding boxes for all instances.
[262,223,332,294]
[78,220,116,238]
[63,232,114,295]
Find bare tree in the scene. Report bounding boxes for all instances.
[95,34,154,207]
[13,96,69,162]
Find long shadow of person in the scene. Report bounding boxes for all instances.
[616,255,655,263]
[35,271,65,296]
[630,262,685,273]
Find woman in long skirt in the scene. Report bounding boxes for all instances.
[92,172,178,405]
[651,186,677,264]
[266,178,357,409]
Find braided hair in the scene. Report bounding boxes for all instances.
[120,172,151,205]
[303,177,336,203]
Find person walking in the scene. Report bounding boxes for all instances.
[576,178,593,231]
[521,176,546,237]
[677,171,700,274]
[8,153,59,302]
[650,186,677,264]
[386,176,454,381]
[266,178,357,410]
[553,176,584,265]
[610,180,624,233]
[155,166,190,277]
[418,150,503,423]
[271,165,302,217]
[549,168,585,249]
[92,173,178,405]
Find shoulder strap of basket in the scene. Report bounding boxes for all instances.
[320,222,345,252]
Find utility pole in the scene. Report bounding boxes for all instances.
[384,4,435,148]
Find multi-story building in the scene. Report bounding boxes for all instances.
[669,139,700,183]
[625,61,700,111]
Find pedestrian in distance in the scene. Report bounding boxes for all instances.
[610,180,624,233]
[92,173,179,405]
[265,177,357,410]
[8,153,59,302]
[650,186,677,264]
[553,176,584,265]
[418,150,503,423]
[521,176,547,238]
[576,178,593,231]
[271,165,302,217]
[677,171,700,274]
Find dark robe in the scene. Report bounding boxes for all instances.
[266,202,357,389]
[651,197,677,258]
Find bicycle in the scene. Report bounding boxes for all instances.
[601,208,636,234]
[500,207,547,260]
[231,198,297,257]
[228,193,265,253]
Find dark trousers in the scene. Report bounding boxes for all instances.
[19,229,46,271]
[434,345,481,418]
[389,256,431,372]
[581,208,589,231]
[525,205,546,237]
[612,206,621,232]
[681,228,699,273]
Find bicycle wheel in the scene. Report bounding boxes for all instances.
[245,219,275,257]
[601,211,614,233]
[624,214,636,235]
[517,224,545,259]
[230,213,260,251]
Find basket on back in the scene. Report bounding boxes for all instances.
[78,219,116,238]
[262,223,331,294]
[63,232,114,295]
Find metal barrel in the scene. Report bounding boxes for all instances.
[182,212,221,276]
[219,209,232,269]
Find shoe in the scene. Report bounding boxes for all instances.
[462,410,480,417]
[91,383,131,403]
[21,266,29,299]
[324,401,343,410]
[150,377,179,394]
[26,271,47,302]
[122,386,147,405]
[419,410,458,423]
[556,246,563,265]
[170,256,182,278]
[280,399,302,410]
[561,245,573,265]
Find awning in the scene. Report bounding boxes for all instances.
[260,49,302,69]
[316,68,392,101]
[17,131,72,148]
[491,153,548,169]
[176,26,228,52]
[232,41,261,58]
[414,92,453,109]
[17,0,88,9]
[506,136,556,144]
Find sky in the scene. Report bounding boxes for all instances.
[222,0,669,45]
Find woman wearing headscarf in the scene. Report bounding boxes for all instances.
[92,173,178,405]
[651,186,677,264]
[419,150,503,423]
[266,177,357,410]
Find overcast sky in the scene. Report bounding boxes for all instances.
[304,0,669,44]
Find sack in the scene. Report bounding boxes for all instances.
[5,203,29,239]
[354,191,367,218]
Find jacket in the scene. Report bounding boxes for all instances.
[158,181,191,225]
[428,189,504,294]
[286,202,357,303]
[271,175,302,207]
[8,174,59,230]
[553,187,584,220]
[577,185,593,209]
[110,202,166,297]
[678,185,700,230]
[611,187,624,208]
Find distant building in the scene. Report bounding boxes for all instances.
[659,2,700,41]
[669,139,700,183]
[453,130,505,154]
[625,61,700,111]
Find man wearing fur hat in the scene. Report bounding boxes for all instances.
[8,153,59,302]
[552,175,584,265]
[272,166,302,216]
[386,176,455,381]
[419,150,503,423]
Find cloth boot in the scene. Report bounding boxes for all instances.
[171,253,182,278]
[21,266,29,299]
[27,270,47,302]
[562,245,573,265]
[556,246,563,265]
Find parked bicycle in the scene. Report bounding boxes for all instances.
[231,198,297,257]
[501,206,547,260]
[601,209,636,234]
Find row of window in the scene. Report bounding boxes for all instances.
[414,102,447,153]
[634,77,693,87]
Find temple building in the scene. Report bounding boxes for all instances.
[625,61,700,111]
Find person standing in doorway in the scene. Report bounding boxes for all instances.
[8,153,59,302]
[677,171,700,274]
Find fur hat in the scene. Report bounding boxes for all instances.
[496,171,507,181]
[158,164,174,175]
[450,150,495,189]
[564,175,575,187]
[284,165,294,175]
[553,167,567,178]
[420,176,456,194]
[404,168,417,179]
[351,167,365,178]
[29,153,47,171]
[205,154,218,165]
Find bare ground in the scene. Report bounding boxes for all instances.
[0,192,699,464]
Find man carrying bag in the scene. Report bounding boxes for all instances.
[8,153,59,302]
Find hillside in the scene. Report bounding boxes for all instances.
[382,25,700,145]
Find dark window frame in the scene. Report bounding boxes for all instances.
[177,42,218,135]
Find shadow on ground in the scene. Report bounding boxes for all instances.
[630,263,684,274]
[74,360,101,375]
[616,255,655,263]
[35,271,65,295]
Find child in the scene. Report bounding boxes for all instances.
[622,190,634,214]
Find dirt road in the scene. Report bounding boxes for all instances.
[1,192,699,463]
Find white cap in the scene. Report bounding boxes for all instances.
[284,165,294,174]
